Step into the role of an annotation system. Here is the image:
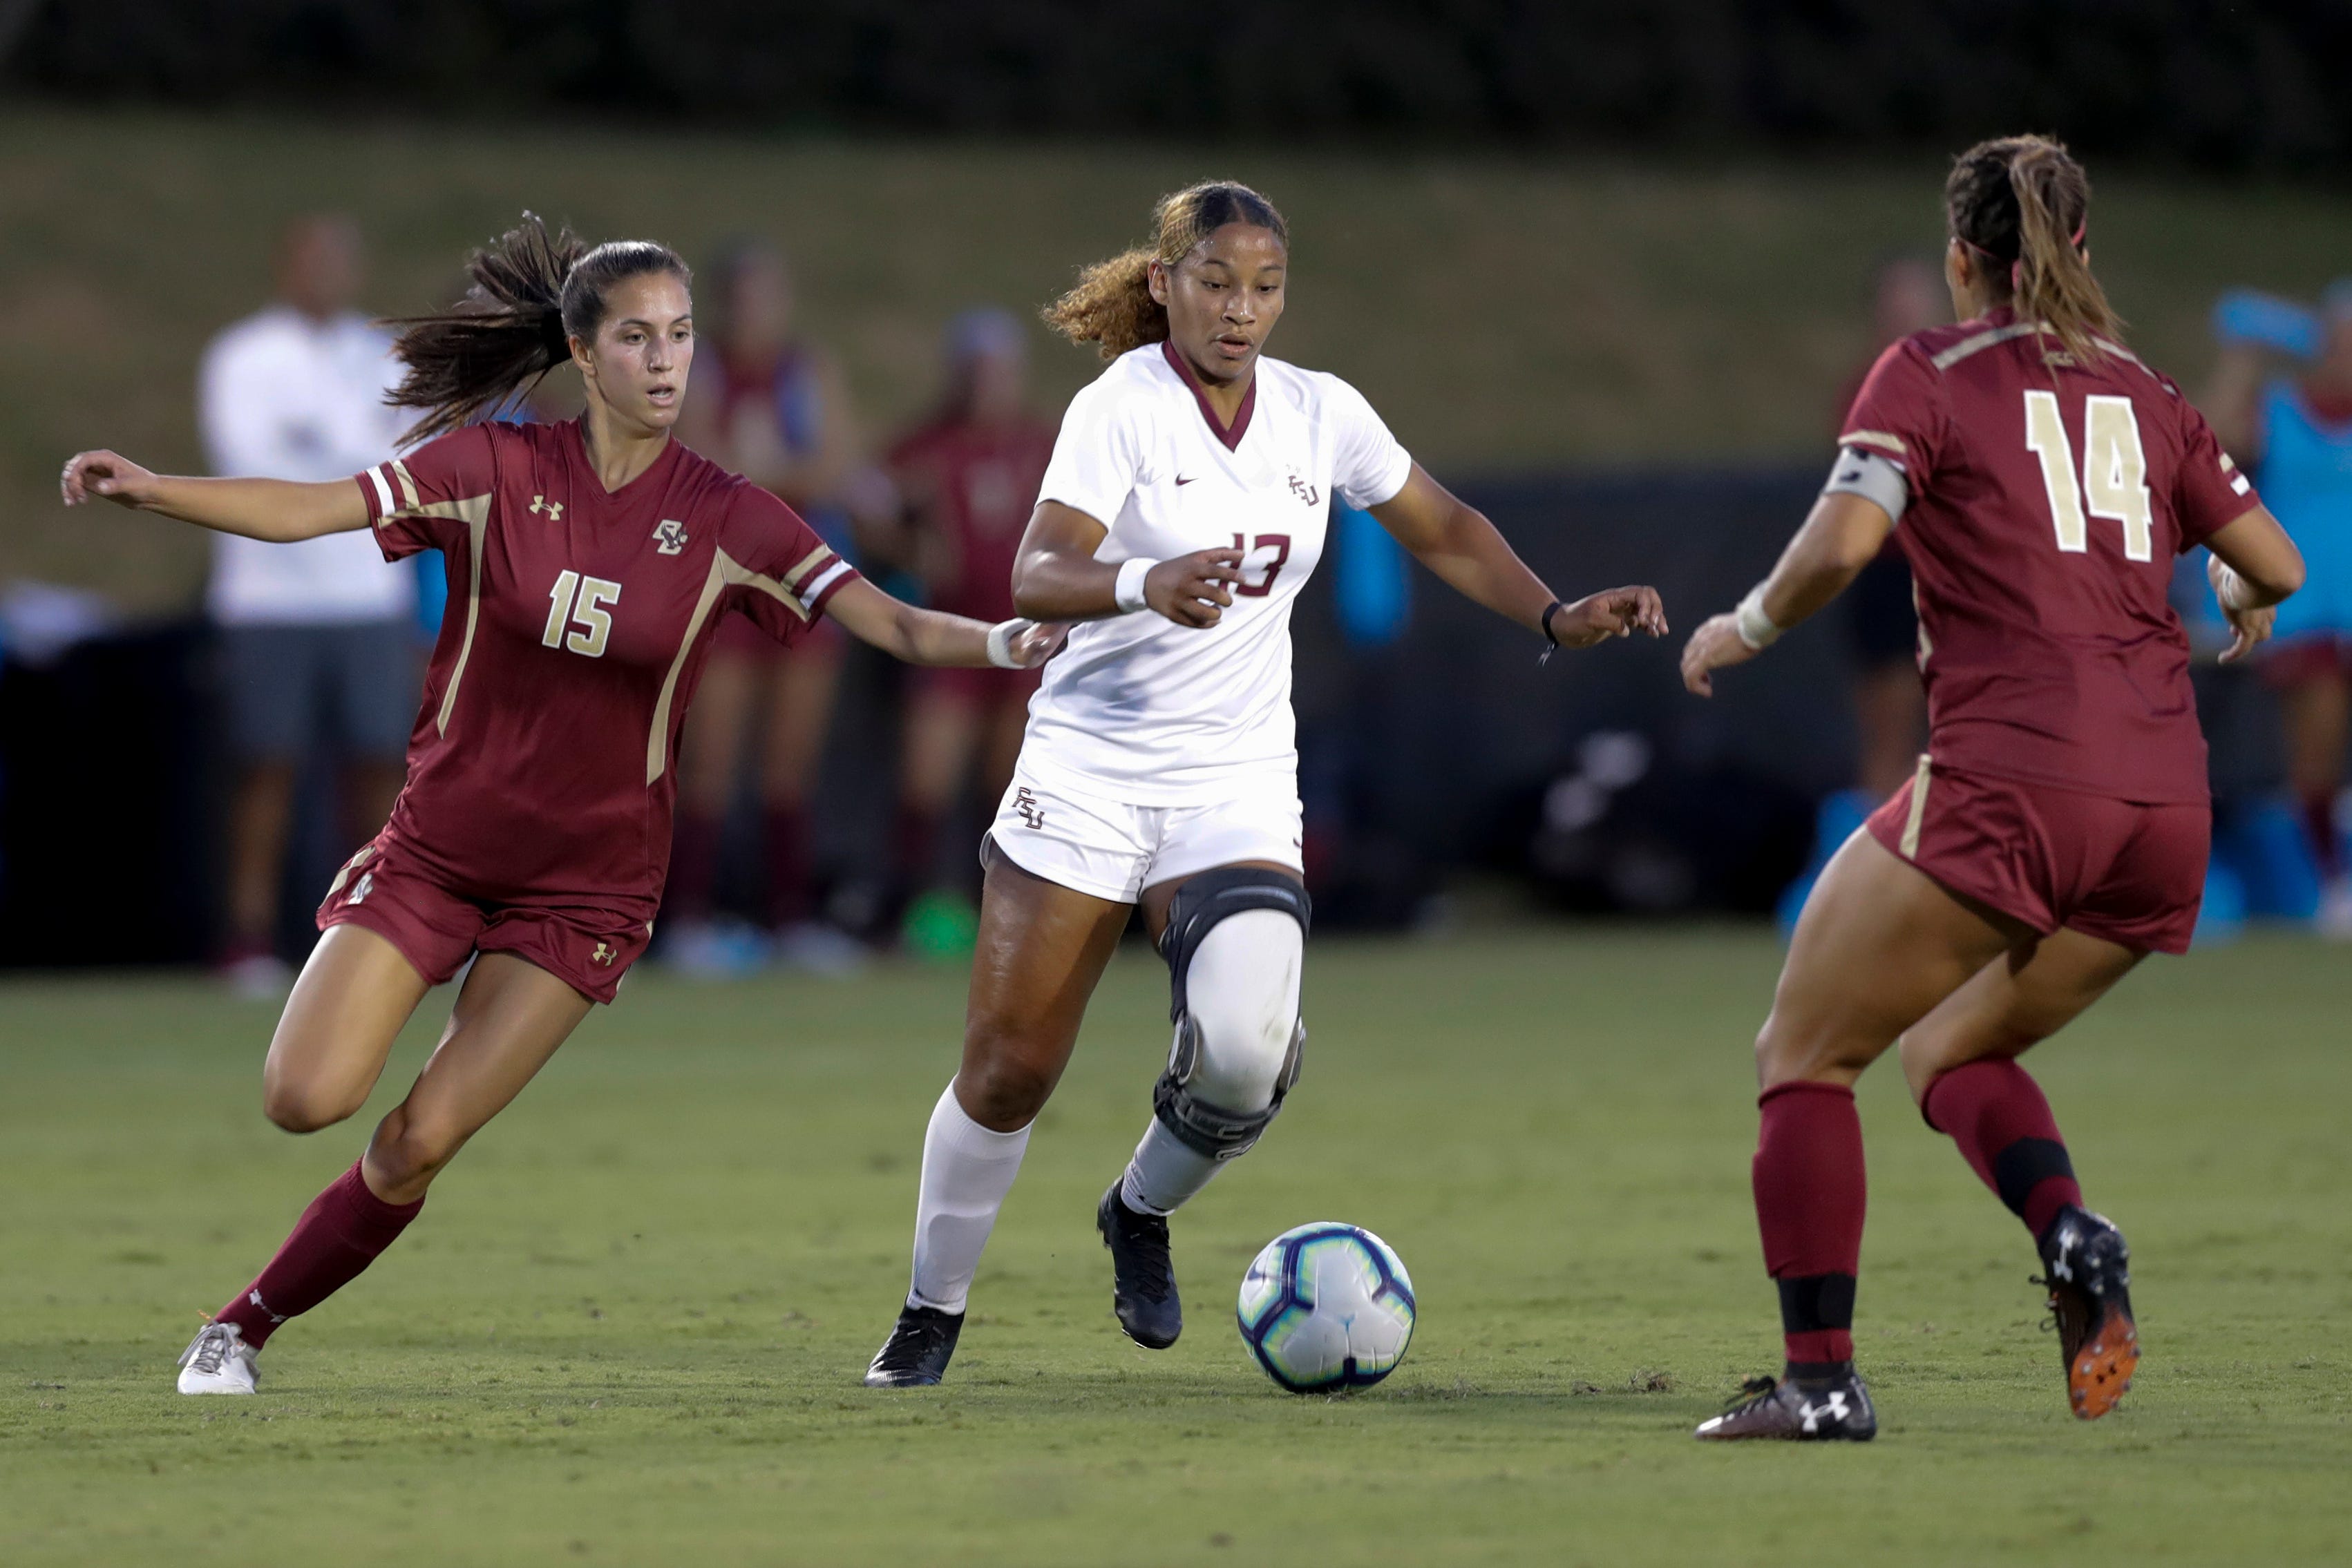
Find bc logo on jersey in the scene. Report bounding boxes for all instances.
[652,519,688,555]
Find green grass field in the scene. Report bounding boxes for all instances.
[3,927,2348,1565]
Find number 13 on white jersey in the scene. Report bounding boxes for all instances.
[2023,390,2154,563]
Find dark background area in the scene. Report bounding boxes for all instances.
[8,1,2351,172]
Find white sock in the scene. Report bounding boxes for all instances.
[906,1081,1031,1314]
[1120,1118,1222,1216]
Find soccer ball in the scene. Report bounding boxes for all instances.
[1236,1222,1416,1393]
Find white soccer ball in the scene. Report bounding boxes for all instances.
[1236,1222,1416,1393]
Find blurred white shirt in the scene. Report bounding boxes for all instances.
[199,305,415,625]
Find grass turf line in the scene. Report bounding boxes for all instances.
[1,928,2347,1565]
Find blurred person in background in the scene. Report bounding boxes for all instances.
[880,309,1057,953]
[200,215,418,995]
[667,240,869,973]
[1776,257,1946,928]
[1839,256,1944,800]
[2203,283,2352,936]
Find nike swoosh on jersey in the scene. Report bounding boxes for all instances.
[1175,475,1197,485]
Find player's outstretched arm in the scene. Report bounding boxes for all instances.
[824,576,1065,670]
[1368,464,1667,649]
[60,450,369,542]
[1010,500,1244,629]
[2204,504,2304,665]
[1681,489,1893,697]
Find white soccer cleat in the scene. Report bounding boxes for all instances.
[176,1322,259,1395]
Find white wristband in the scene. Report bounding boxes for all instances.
[1113,557,1158,615]
[985,618,1028,669]
[1734,584,1783,651]
[2215,564,2254,613]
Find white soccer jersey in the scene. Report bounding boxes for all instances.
[1024,342,1413,805]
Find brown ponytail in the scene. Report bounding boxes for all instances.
[1043,180,1288,360]
[1944,135,2124,364]
[384,213,690,444]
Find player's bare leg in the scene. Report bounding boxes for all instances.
[1700,830,2026,1440]
[360,953,594,1203]
[260,924,434,1132]
[184,949,591,1393]
[1901,928,2147,1418]
[869,850,1128,1386]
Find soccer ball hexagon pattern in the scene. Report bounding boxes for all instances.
[1236,1223,1416,1393]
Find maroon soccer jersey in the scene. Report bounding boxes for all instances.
[1841,308,2260,805]
[886,416,1056,622]
[354,419,857,921]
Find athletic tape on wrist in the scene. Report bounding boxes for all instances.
[2215,564,2253,614]
[985,619,1027,669]
[1114,557,1158,615]
[1735,584,1783,651]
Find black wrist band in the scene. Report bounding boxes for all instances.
[1538,598,1567,665]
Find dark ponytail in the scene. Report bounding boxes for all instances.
[385,213,691,444]
[1944,135,2123,364]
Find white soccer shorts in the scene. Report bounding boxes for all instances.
[985,764,1304,904]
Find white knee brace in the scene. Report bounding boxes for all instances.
[1154,868,1309,1158]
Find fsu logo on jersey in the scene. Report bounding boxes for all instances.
[652,519,689,555]
[1286,471,1320,507]
[1012,787,1046,830]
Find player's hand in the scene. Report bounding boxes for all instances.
[1680,612,1759,696]
[1550,586,1667,648]
[1147,548,1243,629]
[1004,620,1069,668]
[60,450,159,509]
[2208,551,2277,665]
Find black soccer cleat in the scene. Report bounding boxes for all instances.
[1694,1366,1878,1442]
[1097,1183,1182,1349]
[2036,1204,2138,1420]
[863,1303,964,1388]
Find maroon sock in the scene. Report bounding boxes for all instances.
[1922,1058,2083,1242]
[214,1163,424,1348]
[2302,791,2343,880]
[1753,1081,1866,1369]
[894,803,942,895]
[667,808,722,923]
[764,804,811,926]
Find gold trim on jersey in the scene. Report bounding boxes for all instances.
[390,458,421,511]
[1931,321,2043,370]
[369,493,499,735]
[1898,754,1933,859]
[1841,430,1908,459]
[642,546,837,786]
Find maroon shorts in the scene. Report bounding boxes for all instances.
[1865,761,2208,955]
[316,833,653,1004]
[911,662,1041,711]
